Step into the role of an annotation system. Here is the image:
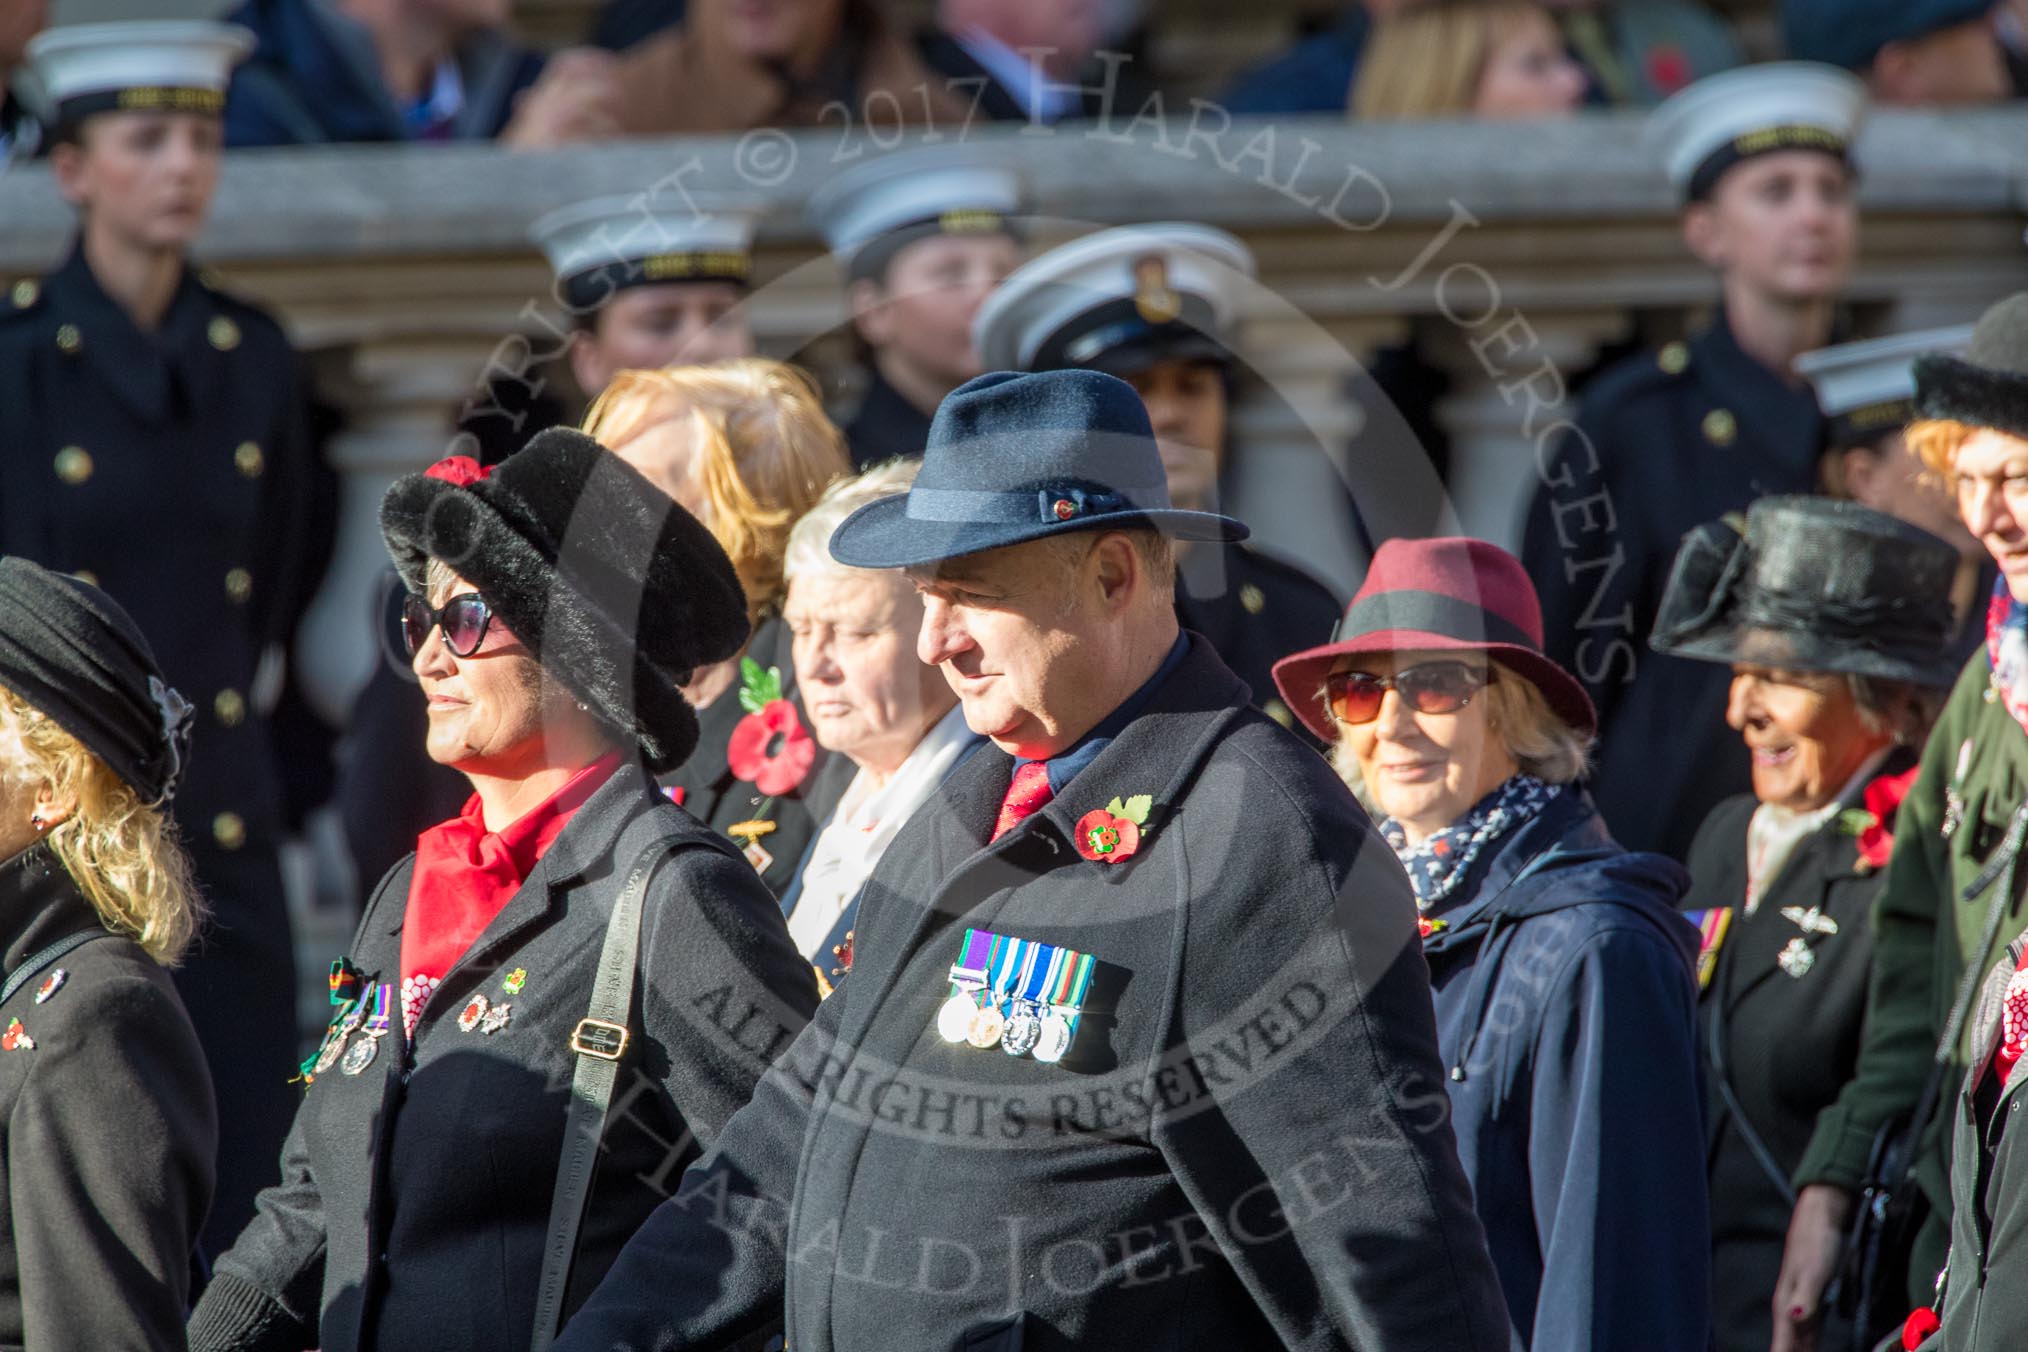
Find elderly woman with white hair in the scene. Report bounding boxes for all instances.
[778,460,981,984]
[1272,534,1710,1352]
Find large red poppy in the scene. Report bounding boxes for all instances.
[727,698,816,797]
[1856,764,1921,872]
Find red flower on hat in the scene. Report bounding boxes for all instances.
[1074,794,1152,865]
[425,455,491,487]
[728,658,816,796]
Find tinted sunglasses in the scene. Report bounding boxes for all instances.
[402,592,493,658]
[1326,660,1488,726]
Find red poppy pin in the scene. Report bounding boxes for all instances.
[727,658,815,796]
[424,454,492,487]
[1841,764,1921,874]
[1075,794,1152,865]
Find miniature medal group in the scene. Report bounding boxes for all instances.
[936,928,1095,1064]
[301,961,529,1085]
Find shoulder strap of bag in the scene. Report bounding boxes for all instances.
[529,832,682,1352]
[1708,991,1798,1207]
[0,929,112,1007]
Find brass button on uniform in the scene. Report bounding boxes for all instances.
[212,812,246,851]
[55,323,81,355]
[1702,409,1737,446]
[1657,341,1689,375]
[53,446,93,485]
[214,688,246,727]
[10,279,38,309]
[224,568,253,604]
[1240,583,1266,615]
[234,441,265,478]
[207,316,240,351]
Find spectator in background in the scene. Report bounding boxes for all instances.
[1522,63,1865,860]
[581,360,852,899]
[224,0,620,147]
[611,0,966,134]
[976,223,1346,735]
[1223,0,1738,115]
[1272,536,1708,1352]
[1653,499,1957,1352]
[914,0,1109,123]
[9,19,335,1258]
[1785,0,2012,106]
[1353,0,1587,120]
[1800,326,1995,667]
[776,460,980,988]
[0,0,46,164]
[810,149,1024,468]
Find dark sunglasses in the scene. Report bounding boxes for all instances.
[1326,661,1488,726]
[402,592,493,658]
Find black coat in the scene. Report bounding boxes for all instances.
[841,369,934,471]
[1523,313,1825,859]
[0,240,332,1251]
[660,615,842,898]
[554,635,1513,1352]
[188,761,819,1352]
[1684,757,1911,1352]
[913,28,1151,121]
[0,844,216,1351]
[1176,541,1342,739]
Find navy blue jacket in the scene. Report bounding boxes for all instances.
[1421,784,1708,1351]
[223,0,544,146]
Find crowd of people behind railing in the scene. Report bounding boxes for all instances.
[2,5,2028,1352]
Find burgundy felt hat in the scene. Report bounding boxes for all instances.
[1271,536,1597,743]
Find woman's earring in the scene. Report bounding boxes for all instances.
[29,814,45,833]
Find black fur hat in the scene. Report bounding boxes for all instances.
[1913,292,2028,442]
[378,429,749,772]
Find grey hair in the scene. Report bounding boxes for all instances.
[1327,662,1592,810]
[783,458,922,582]
[424,556,459,602]
[1847,673,1948,747]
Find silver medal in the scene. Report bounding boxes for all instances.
[1777,937,1816,980]
[1033,1011,1074,1064]
[340,1033,380,1075]
[314,1031,349,1075]
[1000,1003,1042,1057]
[936,991,980,1044]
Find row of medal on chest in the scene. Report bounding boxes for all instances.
[303,962,525,1082]
[935,929,1096,1064]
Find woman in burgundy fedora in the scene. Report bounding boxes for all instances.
[1273,535,1710,1352]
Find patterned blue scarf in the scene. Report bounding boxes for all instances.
[1380,774,1558,910]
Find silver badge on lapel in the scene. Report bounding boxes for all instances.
[1779,906,1839,939]
[1777,937,1816,979]
[1943,738,1973,841]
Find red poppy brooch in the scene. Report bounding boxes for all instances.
[727,658,815,797]
[423,454,493,487]
[1838,764,1921,875]
[1075,794,1152,865]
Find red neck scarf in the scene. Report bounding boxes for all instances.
[398,752,624,1038]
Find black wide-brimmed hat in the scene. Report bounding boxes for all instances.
[1651,496,1959,687]
[1913,292,2028,442]
[379,429,750,772]
[828,369,1248,570]
[0,557,194,805]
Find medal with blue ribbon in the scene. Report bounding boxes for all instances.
[1001,942,1066,1057]
[935,929,1098,1062]
[1036,951,1095,1063]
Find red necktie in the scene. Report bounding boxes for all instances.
[991,762,1055,842]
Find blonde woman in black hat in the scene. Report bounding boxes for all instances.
[0,557,215,1349]
[1,19,332,1255]
[1651,498,1957,1352]
[189,431,817,1352]
[1521,62,1866,861]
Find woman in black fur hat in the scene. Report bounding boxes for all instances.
[190,429,819,1352]
[0,557,216,1349]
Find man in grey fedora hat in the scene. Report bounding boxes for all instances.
[553,368,1510,1352]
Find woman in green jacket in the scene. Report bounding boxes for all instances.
[1771,291,2028,1352]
